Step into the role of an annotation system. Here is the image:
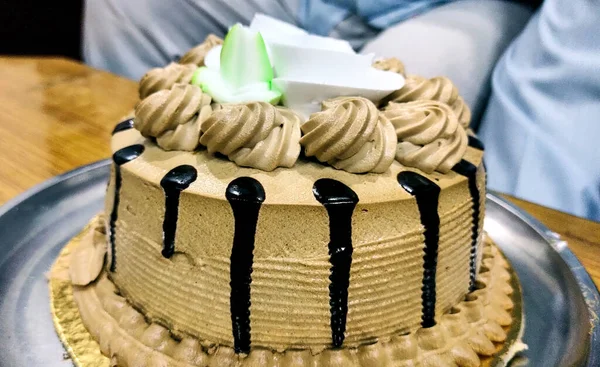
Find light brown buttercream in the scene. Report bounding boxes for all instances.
[387,75,472,128]
[300,96,397,173]
[199,102,301,171]
[106,124,485,351]
[62,221,519,367]
[134,83,212,151]
[384,100,468,174]
[372,57,406,76]
[179,34,223,66]
[156,114,209,151]
[69,220,106,286]
[139,63,197,99]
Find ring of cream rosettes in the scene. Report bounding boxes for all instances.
[134,35,472,174]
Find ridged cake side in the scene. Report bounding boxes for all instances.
[105,125,485,351]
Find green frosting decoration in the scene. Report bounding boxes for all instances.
[191,24,281,104]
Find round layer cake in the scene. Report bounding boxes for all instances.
[50,15,524,367]
[105,122,485,352]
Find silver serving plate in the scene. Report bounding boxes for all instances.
[0,160,598,367]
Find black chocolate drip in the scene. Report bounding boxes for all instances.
[160,165,198,258]
[467,135,485,151]
[452,159,480,292]
[226,177,265,354]
[312,178,359,349]
[112,119,134,135]
[109,144,145,272]
[397,171,440,328]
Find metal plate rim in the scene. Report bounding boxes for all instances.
[0,160,110,218]
[0,159,598,366]
[487,193,600,366]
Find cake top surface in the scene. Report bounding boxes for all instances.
[112,126,483,205]
[131,13,474,176]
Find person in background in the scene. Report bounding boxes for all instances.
[83,0,534,121]
[85,0,600,221]
[477,0,600,221]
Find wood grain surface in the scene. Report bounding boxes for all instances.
[0,57,598,287]
[0,56,137,202]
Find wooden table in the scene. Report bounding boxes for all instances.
[1,57,598,286]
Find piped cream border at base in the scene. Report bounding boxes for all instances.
[49,216,525,367]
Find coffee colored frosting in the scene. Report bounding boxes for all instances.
[372,57,406,76]
[300,96,397,173]
[199,102,301,171]
[179,34,223,66]
[387,75,472,128]
[106,124,485,351]
[59,218,521,367]
[134,83,212,151]
[139,63,197,99]
[156,116,208,152]
[69,221,106,286]
[384,100,468,174]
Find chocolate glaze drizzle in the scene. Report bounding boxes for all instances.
[109,144,145,272]
[467,135,484,151]
[452,159,480,292]
[397,171,440,328]
[312,178,359,348]
[226,177,265,354]
[160,165,198,258]
[112,119,134,135]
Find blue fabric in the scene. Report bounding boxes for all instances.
[330,0,454,29]
[478,0,600,221]
[300,0,457,36]
[297,0,350,35]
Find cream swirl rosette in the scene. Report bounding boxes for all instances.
[179,34,223,66]
[372,57,406,76]
[301,97,397,173]
[199,102,301,171]
[131,14,476,174]
[134,83,212,151]
[383,100,468,174]
[387,75,471,128]
[138,62,197,99]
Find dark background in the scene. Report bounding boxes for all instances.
[0,1,84,60]
[0,0,543,62]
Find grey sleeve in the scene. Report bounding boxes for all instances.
[361,0,532,123]
[82,0,300,80]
